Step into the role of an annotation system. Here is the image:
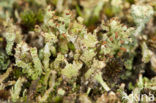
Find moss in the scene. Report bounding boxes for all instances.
[68,42,75,51]
[52,96,63,103]
[20,9,44,33]
[103,4,114,18]
[85,16,99,27]
[12,68,23,79]
[126,0,135,4]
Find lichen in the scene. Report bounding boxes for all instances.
[0,1,156,103]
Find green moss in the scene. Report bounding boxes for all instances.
[126,0,135,4]
[85,16,99,27]
[103,4,114,18]
[52,96,63,103]
[12,68,23,79]
[68,42,75,51]
[20,9,44,33]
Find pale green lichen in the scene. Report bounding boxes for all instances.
[0,1,156,103]
[61,61,83,79]
[57,88,65,96]
[0,51,10,70]
[99,19,137,70]
[3,22,16,56]
[37,70,56,102]
[80,49,96,64]
[131,5,154,37]
[94,72,110,91]
[151,54,156,73]
[141,41,153,63]
[85,59,106,80]
[0,0,15,19]
[30,47,43,79]
[4,33,15,56]
[0,66,12,84]
[52,53,65,70]
[43,43,51,70]
[10,77,26,102]
[131,5,154,26]
[79,94,92,103]
[81,33,97,48]
[15,42,43,80]
[84,59,109,91]
[79,0,107,25]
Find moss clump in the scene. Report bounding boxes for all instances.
[20,9,44,33]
